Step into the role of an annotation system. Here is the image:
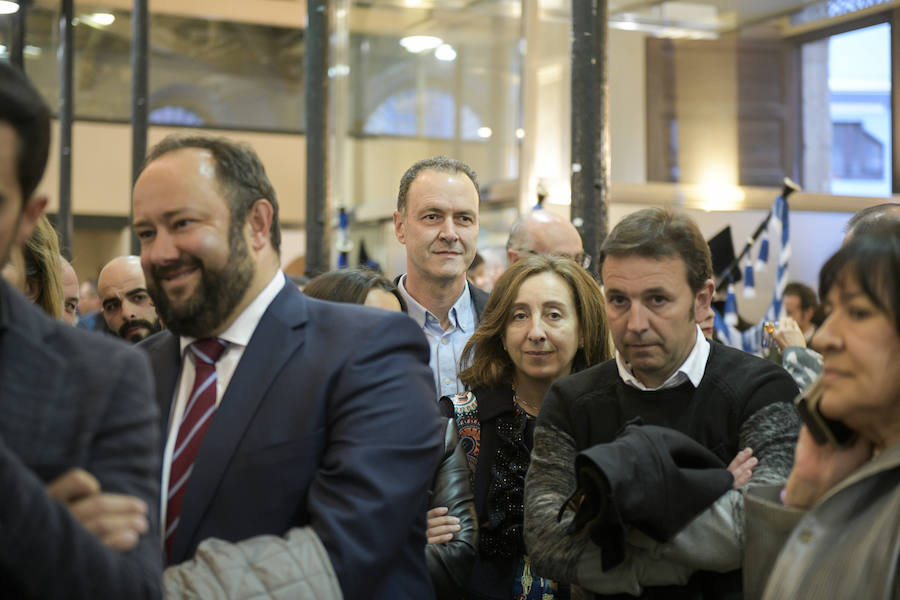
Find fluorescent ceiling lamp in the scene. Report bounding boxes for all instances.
[0,1,19,15]
[434,44,457,61]
[477,127,492,139]
[85,12,116,26]
[23,45,40,57]
[0,45,7,54]
[400,35,443,54]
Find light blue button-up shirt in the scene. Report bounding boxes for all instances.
[398,276,476,399]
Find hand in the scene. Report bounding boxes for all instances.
[783,426,872,509]
[772,317,807,351]
[726,447,757,489]
[426,506,460,544]
[47,468,150,552]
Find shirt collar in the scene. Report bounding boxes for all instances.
[616,325,710,391]
[179,270,285,354]
[398,275,473,332]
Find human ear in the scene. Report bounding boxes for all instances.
[13,195,48,248]
[246,199,274,251]
[393,210,406,244]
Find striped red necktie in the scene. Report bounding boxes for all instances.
[165,338,227,561]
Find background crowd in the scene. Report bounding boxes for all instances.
[1,57,899,600]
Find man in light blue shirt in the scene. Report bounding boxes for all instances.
[394,156,489,398]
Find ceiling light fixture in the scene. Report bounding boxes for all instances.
[399,35,443,54]
[0,1,19,15]
[434,43,457,62]
[477,127,492,139]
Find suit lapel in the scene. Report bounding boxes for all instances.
[144,332,181,440]
[173,283,308,560]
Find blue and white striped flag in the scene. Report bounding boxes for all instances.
[742,256,756,298]
[713,193,790,355]
[755,230,769,272]
[765,194,791,323]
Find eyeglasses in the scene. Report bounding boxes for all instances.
[514,248,592,269]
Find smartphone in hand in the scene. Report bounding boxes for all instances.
[794,377,858,447]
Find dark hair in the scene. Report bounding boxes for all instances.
[468,252,484,275]
[844,202,900,237]
[396,156,480,213]
[784,282,818,311]
[819,220,900,336]
[142,134,281,252]
[459,255,611,389]
[303,268,407,312]
[0,62,51,204]
[599,207,712,294]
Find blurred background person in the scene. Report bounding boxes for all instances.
[304,267,477,600]
[745,221,900,600]
[97,255,161,343]
[444,255,611,600]
[60,255,79,325]
[782,282,819,344]
[1,215,64,320]
[304,267,407,312]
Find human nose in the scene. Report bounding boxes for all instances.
[527,318,547,342]
[143,229,179,266]
[810,312,841,353]
[438,220,458,243]
[626,303,649,333]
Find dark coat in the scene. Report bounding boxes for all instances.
[0,280,162,599]
[141,281,443,600]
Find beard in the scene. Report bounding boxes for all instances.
[147,221,255,338]
[118,317,162,343]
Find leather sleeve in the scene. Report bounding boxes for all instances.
[426,418,478,600]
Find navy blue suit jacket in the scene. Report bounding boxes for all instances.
[142,280,442,599]
[0,280,162,599]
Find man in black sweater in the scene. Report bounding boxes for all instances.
[524,207,800,599]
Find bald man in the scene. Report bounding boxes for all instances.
[506,210,589,268]
[98,255,161,342]
[60,256,79,325]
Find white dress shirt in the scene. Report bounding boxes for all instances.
[160,270,286,530]
[616,325,710,391]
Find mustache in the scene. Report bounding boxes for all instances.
[118,318,159,340]
[151,256,203,281]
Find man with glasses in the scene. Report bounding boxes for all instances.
[506,210,590,269]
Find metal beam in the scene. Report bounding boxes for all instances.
[9,0,27,68]
[304,0,331,276]
[570,0,609,276]
[57,0,74,259]
[130,0,149,253]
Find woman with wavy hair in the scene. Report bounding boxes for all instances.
[1,215,63,319]
[443,254,611,600]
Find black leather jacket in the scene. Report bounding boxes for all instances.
[427,418,479,600]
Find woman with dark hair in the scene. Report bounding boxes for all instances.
[744,221,900,600]
[304,267,476,600]
[303,268,407,312]
[444,254,611,600]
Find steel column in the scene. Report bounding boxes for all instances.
[304,0,331,276]
[57,0,74,259]
[570,0,609,275]
[130,0,149,253]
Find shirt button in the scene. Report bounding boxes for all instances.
[441,338,449,345]
[444,378,451,385]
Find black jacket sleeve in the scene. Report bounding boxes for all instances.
[427,418,478,600]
